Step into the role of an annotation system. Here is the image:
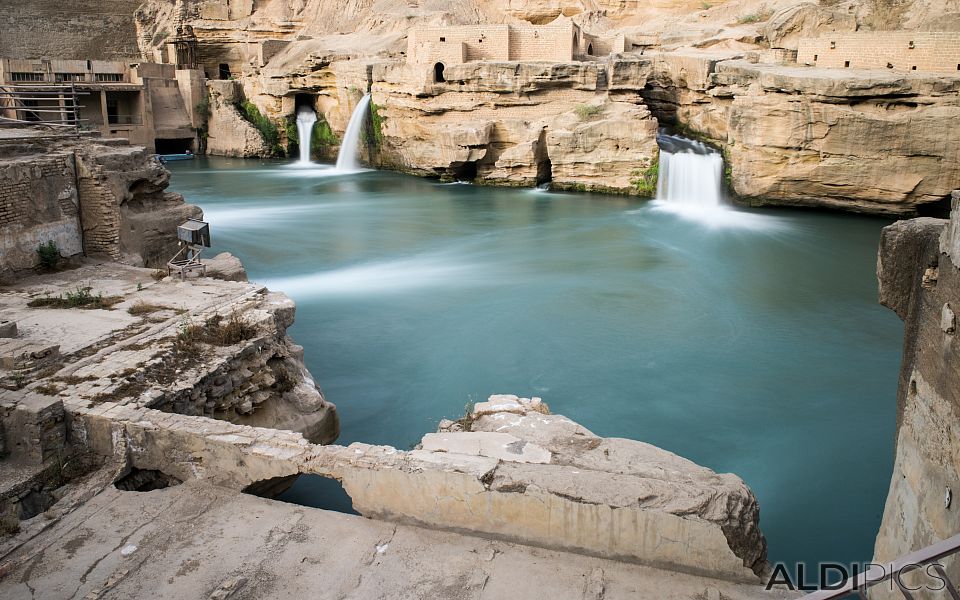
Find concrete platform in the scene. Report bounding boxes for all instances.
[0,477,793,600]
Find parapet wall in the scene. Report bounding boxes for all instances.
[797,32,960,72]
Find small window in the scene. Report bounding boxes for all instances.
[844,60,850,68]
[439,37,445,42]
[95,73,123,82]
[912,66,917,70]
[478,38,483,43]
[908,41,915,49]
[830,41,836,49]
[813,54,818,61]
[11,72,45,82]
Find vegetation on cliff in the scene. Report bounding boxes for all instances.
[630,162,659,198]
[236,101,284,156]
[312,114,339,159]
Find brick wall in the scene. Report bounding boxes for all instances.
[797,32,960,72]
[0,151,84,281]
[409,26,511,64]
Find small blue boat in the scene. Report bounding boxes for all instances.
[159,153,195,163]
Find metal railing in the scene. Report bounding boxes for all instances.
[0,84,88,128]
[799,533,960,599]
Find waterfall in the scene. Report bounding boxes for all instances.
[335,93,371,172]
[655,133,724,207]
[295,105,317,164]
[653,132,782,230]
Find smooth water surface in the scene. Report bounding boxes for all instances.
[167,157,903,575]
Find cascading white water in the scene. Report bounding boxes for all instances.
[655,134,724,206]
[295,105,318,164]
[335,93,371,171]
[653,132,782,230]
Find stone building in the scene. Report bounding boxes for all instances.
[0,58,204,153]
[797,32,960,72]
[407,16,598,79]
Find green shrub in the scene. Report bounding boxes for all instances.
[236,101,284,156]
[37,240,60,270]
[28,286,122,310]
[630,162,659,198]
[311,115,339,159]
[285,116,300,156]
[574,104,604,121]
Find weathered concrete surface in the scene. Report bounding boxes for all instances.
[873,189,960,594]
[0,474,795,600]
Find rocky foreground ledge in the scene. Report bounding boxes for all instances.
[0,260,779,595]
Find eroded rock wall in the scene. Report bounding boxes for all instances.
[873,190,960,588]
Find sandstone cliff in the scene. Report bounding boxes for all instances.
[643,53,960,215]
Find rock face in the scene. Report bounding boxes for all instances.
[644,53,960,215]
[205,81,273,158]
[873,189,960,583]
[369,61,659,192]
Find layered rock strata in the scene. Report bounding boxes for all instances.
[0,263,338,445]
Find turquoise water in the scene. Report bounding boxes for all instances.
[167,157,903,576]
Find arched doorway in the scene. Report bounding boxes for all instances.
[587,43,594,56]
[434,62,446,83]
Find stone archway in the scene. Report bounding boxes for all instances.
[434,62,446,83]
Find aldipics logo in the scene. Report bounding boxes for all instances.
[765,562,956,593]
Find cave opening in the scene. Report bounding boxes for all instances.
[294,93,316,110]
[155,138,194,155]
[449,160,477,182]
[434,62,446,83]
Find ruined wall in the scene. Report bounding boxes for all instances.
[65,393,767,582]
[408,26,511,63]
[797,32,960,72]
[0,0,142,60]
[873,191,960,589]
[0,147,83,283]
[73,142,201,266]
